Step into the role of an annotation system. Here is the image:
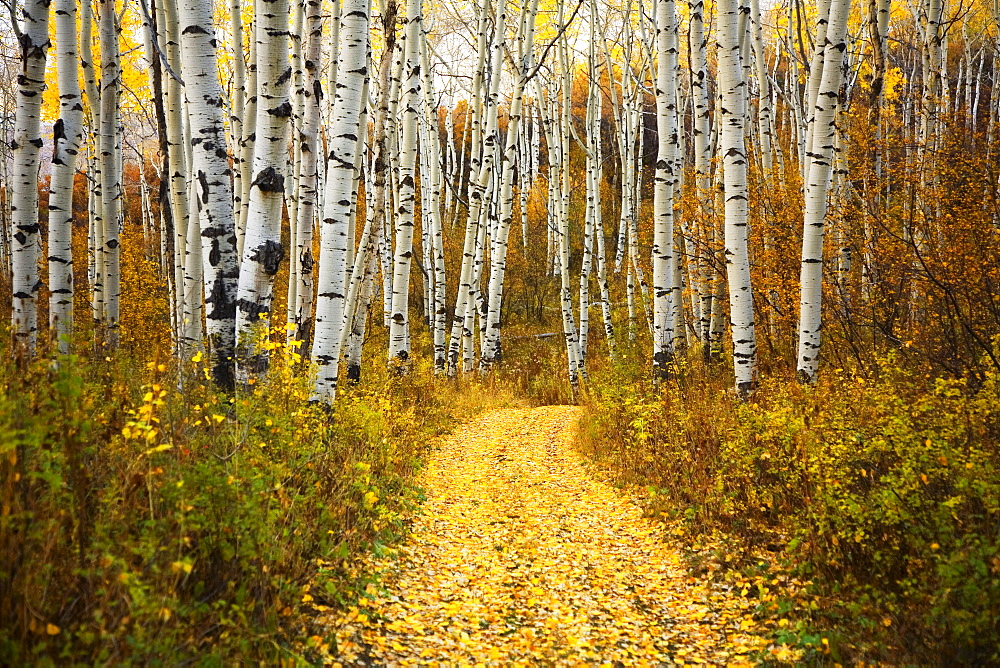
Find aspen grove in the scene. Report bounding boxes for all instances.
[2,0,1000,659]
[9,0,1000,393]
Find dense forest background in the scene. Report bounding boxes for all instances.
[1,0,999,661]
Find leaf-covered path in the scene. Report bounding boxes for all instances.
[321,406,768,665]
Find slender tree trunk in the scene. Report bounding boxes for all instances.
[10,0,51,354]
[291,0,323,348]
[98,0,122,347]
[796,0,852,382]
[482,0,540,369]
[388,0,423,372]
[717,0,757,395]
[311,0,371,402]
[235,0,292,381]
[447,0,492,375]
[652,0,679,377]
[49,0,84,352]
[179,0,239,388]
[230,0,247,228]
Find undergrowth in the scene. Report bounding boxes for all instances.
[578,343,1000,664]
[0,324,521,664]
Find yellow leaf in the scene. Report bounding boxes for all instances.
[45,623,60,636]
[171,560,193,574]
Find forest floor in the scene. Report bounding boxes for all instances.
[315,406,773,665]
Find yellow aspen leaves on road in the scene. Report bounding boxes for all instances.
[318,407,771,665]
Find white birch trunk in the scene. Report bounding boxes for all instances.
[291,0,323,347]
[49,0,84,351]
[179,0,239,388]
[230,0,247,225]
[717,0,757,394]
[311,0,370,402]
[652,0,679,377]
[387,0,423,371]
[482,0,541,368]
[446,0,492,374]
[10,0,50,353]
[98,0,122,346]
[237,15,257,257]
[235,0,292,381]
[796,0,852,383]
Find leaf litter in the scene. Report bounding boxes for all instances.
[317,406,772,665]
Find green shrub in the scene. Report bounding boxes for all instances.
[579,352,1000,663]
[0,340,439,663]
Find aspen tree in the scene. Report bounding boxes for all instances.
[49,0,84,351]
[555,6,582,392]
[749,0,774,173]
[419,27,448,372]
[482,0,540,369]
[364,0,397,348]
[236,0,292,381]
[447,0,492,375]
[10,0,50,354]
[290,0,323,347]
[311,0,370,402]
[237,15,258,256]
[594,145,614,355]
[652,0,679,377]
[346,225,381,381]
[230,0,247,223]
[182,174,205,351]
[178,0,240,388]
[717,0,757,394]
[802,0,832,183]
[796,0,852,383]
[161,0,192,350]
[286,0,305,302]
[97,0,122,347]
[579,29,598,367]
[518,101,531,251]
[387,0,423,371]
[80,0,104,325]
[688,0,713,343]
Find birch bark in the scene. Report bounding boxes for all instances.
[179,0,239,388]
[388,0,423,371]
[311,0,371,402]
[10,0,50,353]
[49,0,84,351]
[796,0,852,382]
[717,0,757,394]
[652,0,679,377]
[98,0,122,346]
[236,0,292,381]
